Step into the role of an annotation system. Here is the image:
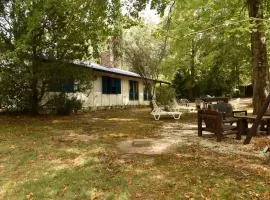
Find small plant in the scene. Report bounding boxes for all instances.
[46,93,82,115]
[155,85,176,105]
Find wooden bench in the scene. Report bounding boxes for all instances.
[197,109,237,142]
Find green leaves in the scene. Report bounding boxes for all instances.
[159,0,253,97]
[0,0,121,113]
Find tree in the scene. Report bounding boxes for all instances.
[0,0,117,113]
[150,0,269,113]
[163,0,251,98]
[246,0,269,114]
[123,25,168,100]
[172,69,190,99]
[244,0,270,144]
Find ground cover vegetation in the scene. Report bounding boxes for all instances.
[0,109,269,199]
[1,1,270,199]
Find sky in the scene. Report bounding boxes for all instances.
[139,5,160,24]
[121,0,161,24]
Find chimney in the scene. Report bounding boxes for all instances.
[100,50,114,68]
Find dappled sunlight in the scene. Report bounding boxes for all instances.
[233,163,270,175]
[102,133,129,139]
[230,98,253,111]
[51,119,70,124]
[86,188,105,199]
[92,117,103,121]
[117,139,179,155]
[72,155,100,167]
[57,132,96,142]
[48,159,70,171]
[64,147,82,154]
[151,174,165,180]
[107,117,137,121]
[0,182,20,199]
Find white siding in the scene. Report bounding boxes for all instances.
[79,75,150,108]
[43,73,151,109]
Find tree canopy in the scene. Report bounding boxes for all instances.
[1,0,270,115]
[0,0,120,113]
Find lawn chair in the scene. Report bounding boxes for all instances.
[195,99,205,109]
[179,99,190,106]
[209,102,247,125]
[151,100,182,120]
[198,109,238,142]
[172,99,196,112]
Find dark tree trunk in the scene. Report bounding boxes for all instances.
[31,78,39,114]
[235,62,240,88]
[247,0,269,114]
[30,58,39,115]
[189,39,196,99]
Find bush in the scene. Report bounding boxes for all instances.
[155,85,176,105]
[0,66,32,113]
[46,93,82,115]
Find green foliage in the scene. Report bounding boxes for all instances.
[160,0,252,98]
[0,63,32,112]
[123,25,166,79]
[123,24,168,98]
[126,0,173,17]
[172,69,192,99]
[0,0,117,113]
[46,93,83,115]
[155,85,175,105]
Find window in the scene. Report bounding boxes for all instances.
[49,80,75,93]
[143,84,152,101]
[129,80,139,100]
[102,76,121,94]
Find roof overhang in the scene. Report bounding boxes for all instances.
[73,61,171,85]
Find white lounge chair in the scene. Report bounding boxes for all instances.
[172,99,196,112]
[151,100,182,120]
[179,98,190,106]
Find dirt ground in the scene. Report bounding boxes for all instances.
[0,98,270,199]
[118,98,268,157]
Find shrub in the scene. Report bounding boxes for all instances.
[46,93,82,115]
[0,66,32,113]
[155,85,176,105]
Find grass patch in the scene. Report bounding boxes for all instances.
[0,108,269,199]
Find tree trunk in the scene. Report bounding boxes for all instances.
[31,78,39,114]
[189,39,196,99]
[30,58,39,115]
[247,0,269,114]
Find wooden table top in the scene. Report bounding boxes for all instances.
[234,115,270,119]
[196,97,229,103]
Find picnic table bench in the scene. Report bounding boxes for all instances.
[198,109,238,142]
[195,97,229,109]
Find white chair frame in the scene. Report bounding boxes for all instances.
[151,100,182,120]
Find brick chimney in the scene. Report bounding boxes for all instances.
[100,50,114,68]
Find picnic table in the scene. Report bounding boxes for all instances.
[234,115,270,139]
[199,97,229,103]
[195,97,229,109]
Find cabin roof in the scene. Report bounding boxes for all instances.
[73,61,170,84]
